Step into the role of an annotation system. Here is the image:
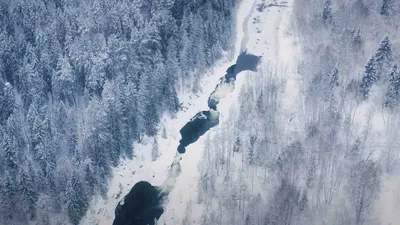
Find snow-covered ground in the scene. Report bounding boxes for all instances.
[81,0,299,224]
[160,0,299,224]
[80,49,240,225]
[80,1,254,224]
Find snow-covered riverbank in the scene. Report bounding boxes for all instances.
[81,0,299,224]
[80,0,257,224]
[159,0,299,224]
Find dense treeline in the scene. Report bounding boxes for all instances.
[0,0,238,224]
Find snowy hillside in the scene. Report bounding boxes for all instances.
[0,0,240,224]
[162,0,305,224]
[2,0,400,224]
[81,0,299,223]
[81,0,255,224]
[191,0,400,225]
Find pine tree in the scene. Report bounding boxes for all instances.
[18,168,38,220]
[247,136,257,165]
[233,137,241,152]
[0,81,15,124]
[385,65,400,108]
[20,45,46,108]
[153,62,167,109]
[36,142,56,191]
[137,22,162,68]
[349,139,362,160]
[374,35,393,68]
[352,28,363,51]
[299,191,308,211]
[52,54,75,104]
[0,31,18,85]
[361,59,379,99]
[381,0,395,17]
[84,163,96,197]
[360,36,393,99]
[322,0,333,25]
[137,72,159,137]
[306,156,316,188]
[102,80,122,167]
[152,137,159,161]
[85,101,111,192]
[27,103,48,155]
[2,132,18,170]
[328,68,339,88]
[66,172,89,225]
[162,126,167,139]
[164,38,180,113]
[1,173,17,221]
[178,16,192,78]
[322,67,340,101]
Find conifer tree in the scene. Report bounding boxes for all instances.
[381,0,395,17]
[66,172,89,225]
[152,137,159,161]
[374,35,393,68]
[385,65,400,108]
[360,36,393,98]
[18,168,38,219]
[0,81,15,124]
[2,132,17,170]
[361,58,378,98]
[322,0,333,25]
[352,28,363,51]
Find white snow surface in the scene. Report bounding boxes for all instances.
[208,79,235,107]
[81,0,298,224]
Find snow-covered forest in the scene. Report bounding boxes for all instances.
[191,0,400,225]
[2,0,400,225]
[0,0,238,224]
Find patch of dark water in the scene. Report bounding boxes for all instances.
[177,110,220,153]
[113,51,260,225]
[208,51,260,110]
[113,181,165,225]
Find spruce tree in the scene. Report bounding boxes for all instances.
[374,35,393,68]
[162,126,167,139]
[381,0,394,17]
[361,58,378,98]
[327,68,339,89]
[1,173,17,220]
[137,72,159,137]
[360,36,393,99]
[0,81,15,124]
[2,132,17,170]
[322,0,333,25]
[352,28,363,51]
[385,65,400,108]
[18,168,38,220]
[66,172,89,225]
[52,55,75,104]
[152,137,159,161]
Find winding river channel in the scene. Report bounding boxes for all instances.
[112,51,260,225]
